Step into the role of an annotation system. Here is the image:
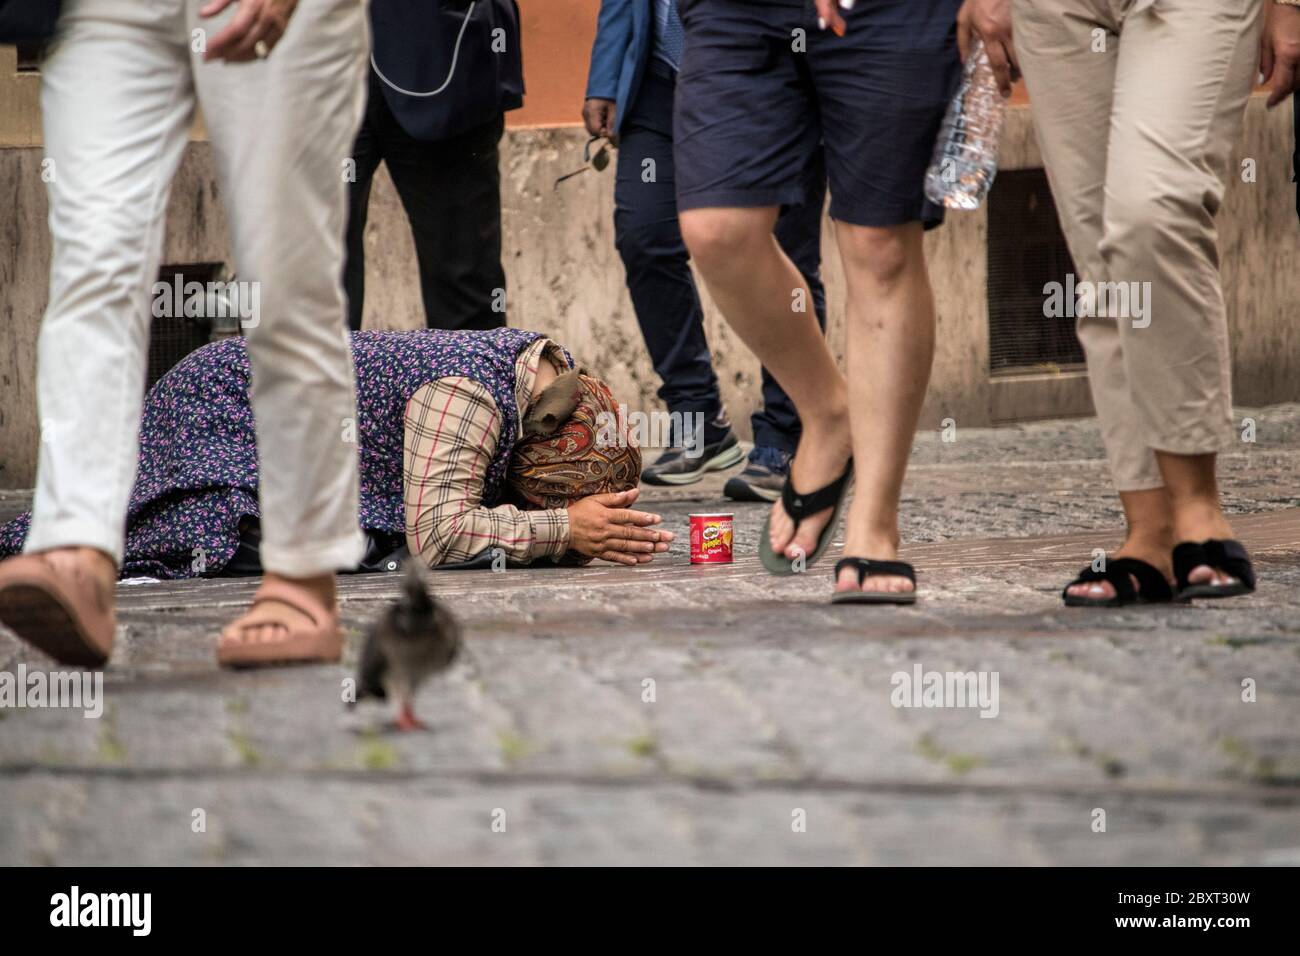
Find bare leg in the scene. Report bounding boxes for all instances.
[1156,451,1238,587]
[1064,487,1175,601]
[831,222,932,595]
[680,207,851,560]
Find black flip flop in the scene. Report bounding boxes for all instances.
[759,457,853,575]
[1172,539,1256,601]
[831,557,917,605]
[1062,556,1173,608]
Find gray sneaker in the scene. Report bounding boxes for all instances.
[723,445,792,502]
[641,429,745,486]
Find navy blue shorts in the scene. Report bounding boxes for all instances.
[674,0,962,229]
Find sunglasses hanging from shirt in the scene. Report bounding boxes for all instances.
[554,137,614,189]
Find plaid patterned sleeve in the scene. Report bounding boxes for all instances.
[403,378,571,567]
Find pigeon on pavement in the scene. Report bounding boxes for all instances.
[353,560,461,731]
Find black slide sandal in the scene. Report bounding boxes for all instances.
[1062,556,1173,608]
[759,457,853,575]
[831,557,917,605]
[1173,539,1256,601]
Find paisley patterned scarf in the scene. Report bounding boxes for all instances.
[506,371,641,509]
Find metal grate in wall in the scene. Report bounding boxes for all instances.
[15,44,42,72]
[146,263,223,393]
[986,168,1085,375]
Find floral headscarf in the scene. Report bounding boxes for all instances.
[506,371,641,510]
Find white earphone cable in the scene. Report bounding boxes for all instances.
[369,1,477,98]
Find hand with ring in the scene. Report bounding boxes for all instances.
[201,0,299,63]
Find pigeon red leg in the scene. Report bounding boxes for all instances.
[395,701,425,732]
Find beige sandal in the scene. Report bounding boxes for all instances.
[0,554,116,667]
[216,578,343,669]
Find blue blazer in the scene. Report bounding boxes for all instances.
[585,0,654,136]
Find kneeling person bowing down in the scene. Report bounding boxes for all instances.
[0,328,669,666]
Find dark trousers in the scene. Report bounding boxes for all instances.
[344,72,507,332]
[613,68,827,455]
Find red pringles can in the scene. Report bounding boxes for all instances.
[689,513,734,564]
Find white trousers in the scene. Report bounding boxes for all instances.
[28,0,369,576]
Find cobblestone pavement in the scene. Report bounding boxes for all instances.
[3,408,1300,865]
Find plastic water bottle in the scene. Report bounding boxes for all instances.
[924,38,1006,210]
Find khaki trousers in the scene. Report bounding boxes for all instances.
[1012,0,1262,490]
[28,0,369,576]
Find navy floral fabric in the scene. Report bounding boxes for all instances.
[0,328,547,579]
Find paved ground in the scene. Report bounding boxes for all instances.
[3,407,1300,865]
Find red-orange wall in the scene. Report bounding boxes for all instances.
[511,0,600,128]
